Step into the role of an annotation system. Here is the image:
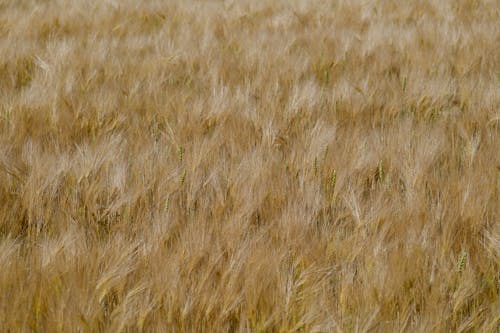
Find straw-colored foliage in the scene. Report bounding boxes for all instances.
[0,0,498,331]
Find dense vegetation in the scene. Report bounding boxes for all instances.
[0,0,498,331]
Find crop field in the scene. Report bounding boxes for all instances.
[0,0,499,331]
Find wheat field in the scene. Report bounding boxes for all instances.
[0,0,498,331]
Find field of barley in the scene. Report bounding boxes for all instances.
[0,0,499,331]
